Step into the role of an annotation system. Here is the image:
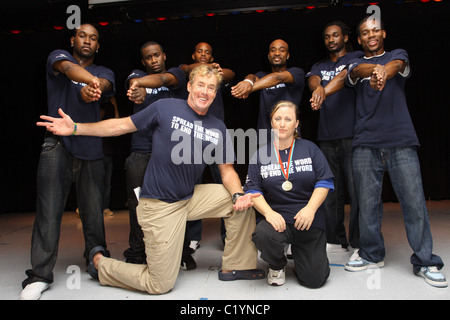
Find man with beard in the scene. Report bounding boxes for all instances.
[231,39,305,144]
[306,21,363,255]
[20,23,115,300]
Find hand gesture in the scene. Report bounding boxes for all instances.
[80,77,102,103]
[231,80,253,99]
[211,62,224,75]
[37,108,75,136]
[370,64,387,91]
[310,86,325,110]
[127,79,146,104]
[233,193,260,211]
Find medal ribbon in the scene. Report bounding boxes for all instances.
[273,138,295,182]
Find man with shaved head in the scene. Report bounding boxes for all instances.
[231,39,305,141]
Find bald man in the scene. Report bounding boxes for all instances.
[231,39,305,139]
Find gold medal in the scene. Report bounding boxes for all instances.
[274,138,296,192]
[282,180,293,191]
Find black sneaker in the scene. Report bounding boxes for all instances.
[181,254,197,271]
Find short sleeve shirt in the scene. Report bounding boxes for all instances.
[46,49,115,160]
[244,138,334,230]
[347,49,419,148]
[306,51,363,141]
[255,67,305,132]
[130,98,234,203]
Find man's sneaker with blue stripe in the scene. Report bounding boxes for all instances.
[345,256,384,272]
[414,266,448,288]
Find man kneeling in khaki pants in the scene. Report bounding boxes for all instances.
[37,65,265,294]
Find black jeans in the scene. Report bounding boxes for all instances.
[23,137,107,286]
[123,151,151,263]
[320,138,359,248]
[253,220,330,288]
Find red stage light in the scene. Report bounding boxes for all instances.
[98,22,109,26]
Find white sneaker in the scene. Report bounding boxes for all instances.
[189,240,200,251]
[19,282,50,300]
[345,256,384,272]
[349,248,360,261]
[414,266,448,288]
[268,268,285,286]
[326,243,348,253]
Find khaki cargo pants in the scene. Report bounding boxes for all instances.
[97,184,257,294]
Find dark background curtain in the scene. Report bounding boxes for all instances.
[1,1,449,214]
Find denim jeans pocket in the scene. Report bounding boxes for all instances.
[41,138,60,153]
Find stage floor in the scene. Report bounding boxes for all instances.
[1,201,449,301]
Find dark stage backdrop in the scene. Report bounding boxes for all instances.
[2,2,449,213]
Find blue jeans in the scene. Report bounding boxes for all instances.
[320,138,359,248]
[353,146,444,271]
[123,151,151,264]
[23,136,107,286]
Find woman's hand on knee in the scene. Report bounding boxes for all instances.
[265,211,286,233]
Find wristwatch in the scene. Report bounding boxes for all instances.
[232,192,245,204]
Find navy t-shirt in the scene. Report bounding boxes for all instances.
[244,138,334,230]
[347,49,419,148]
[255,67,305,132]
[306,51,363,141]
[126,67,187,153]
[130,98,234,203]
[46,49,115,160]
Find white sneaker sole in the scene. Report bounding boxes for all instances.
[345,261,384,272]
[415,272,448,288]
[268,279,285,286]
[19,282,50,300]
